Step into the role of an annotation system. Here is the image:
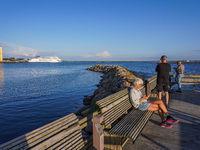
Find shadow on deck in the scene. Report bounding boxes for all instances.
[123,90,200,150]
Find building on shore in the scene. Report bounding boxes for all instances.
[0,47,3,62]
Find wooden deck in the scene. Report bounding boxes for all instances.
[123,90,200,150]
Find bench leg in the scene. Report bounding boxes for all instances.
[93,114,104,150]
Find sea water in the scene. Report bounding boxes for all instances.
[0,62,200,144]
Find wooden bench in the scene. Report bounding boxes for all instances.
[96,86,154,149]
[0,113,85,150]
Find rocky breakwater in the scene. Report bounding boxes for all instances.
[76,64,142,134]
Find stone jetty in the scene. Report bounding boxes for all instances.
[75,64,142,134]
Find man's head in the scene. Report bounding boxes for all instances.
[177,61,181,66]
[160,55,167,63]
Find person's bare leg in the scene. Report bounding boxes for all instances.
[165,91,169,106]
[148,100,179,124]
[158,92,162,100]
[158,108,165,122]
[149,100,169,116]
[148,104,165,122]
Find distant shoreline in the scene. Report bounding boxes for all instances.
[1,60,200,63]
[64,60,200,63]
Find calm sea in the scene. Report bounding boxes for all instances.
[0,62,200,144]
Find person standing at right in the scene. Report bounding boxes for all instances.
[155,55,171,108]
[173,61,185,92]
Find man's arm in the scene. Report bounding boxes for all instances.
[155,64,159,72]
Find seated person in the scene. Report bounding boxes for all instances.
[130,77,179,128]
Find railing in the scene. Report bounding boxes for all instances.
[170,74,200,90]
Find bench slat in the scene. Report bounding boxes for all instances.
[0,113,84,150]
[48,130,81,149]
[130,112,153,141]
[27,119,79,148]
[101,95,129,113]
[31,124,83,150]
[103,97,131,118]
[44,127,83,149]
[109,110,153,142]
[103,98,132,127]
[55,133,84,150]
[0,113,77,149]
[97,88,129,108]
[110,110,142,135]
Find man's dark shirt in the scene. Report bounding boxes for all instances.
[155,63,171,85]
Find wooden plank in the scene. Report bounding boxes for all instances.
[123,111,151,140]
[45,128,83,149]
[181,78,200,82]
[184,74,200,77]
[104,130,122,150]
[96,88,129,108]
[115,110,145,136]
[102,96,130,117]
[109,110,141,135]
[181,83,200,85]
[59,135,84,150]
[26,119,79,148]
[109,110,153,141]
[103,97,131,117]
[147,75,157,82]
[0,113,78,149]
[130,112,153,141]
[121,138,129,147]
[33,127,83,150]
[104,103,132,127]
[17,119,80,150]
[101,95,129,113]
[170,74,200,78]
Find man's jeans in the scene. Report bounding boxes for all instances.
[175,74,184,91]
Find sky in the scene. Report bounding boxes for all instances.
[0,0,200,61]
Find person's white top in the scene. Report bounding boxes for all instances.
[129,87,147,109]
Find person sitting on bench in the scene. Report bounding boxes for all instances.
[130,77,179,128]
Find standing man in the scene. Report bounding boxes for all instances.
[155,55,171,108]
[173,61,185,92]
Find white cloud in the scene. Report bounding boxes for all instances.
[81,51,112,59]
[96,51,112,58]
[0,41,39,58]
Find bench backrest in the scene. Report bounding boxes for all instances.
[96,88,132,128]
[0,113,84,150]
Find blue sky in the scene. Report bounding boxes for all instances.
[0,0,200,61]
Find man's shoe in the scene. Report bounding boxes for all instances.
[160,122,173,128]
[166,116,179,123]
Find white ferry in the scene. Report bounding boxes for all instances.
[28,56,62,63]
